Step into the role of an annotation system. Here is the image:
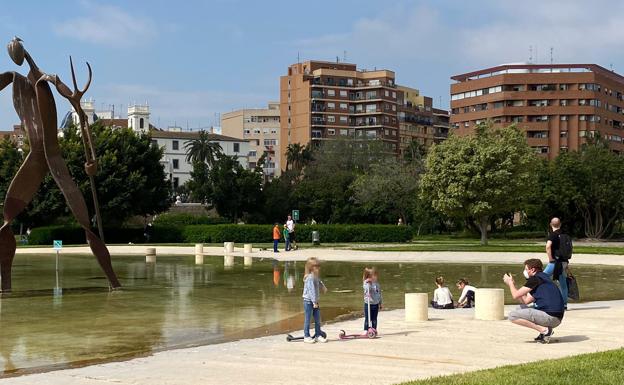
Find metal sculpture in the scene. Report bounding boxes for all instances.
[0,37,121,291]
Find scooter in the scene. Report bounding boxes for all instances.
[339,292,377,340]
[286,331,326,342]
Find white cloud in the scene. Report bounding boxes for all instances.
[53,1,157,47]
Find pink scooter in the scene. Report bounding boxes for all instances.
[338,292,377,339]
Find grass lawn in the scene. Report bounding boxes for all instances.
[400,348,624,385]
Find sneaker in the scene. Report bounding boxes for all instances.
[316,335,328,343]
[360,330,370,337]
[535,328,554,344]
[303,337,316,344]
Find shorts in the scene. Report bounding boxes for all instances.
[508,307,562,328]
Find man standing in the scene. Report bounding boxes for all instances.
[544,217,572,308]
[286,215,297,250]
[503,259,565,344]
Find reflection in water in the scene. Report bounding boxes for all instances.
[1,255,623,376]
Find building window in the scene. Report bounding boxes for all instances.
[233,143,240,153]
[560,131,568,138]
[151,139,158,146]
[312,130,322,138]
[327,89,336,96]
[172,159,179,169]
[385,90,389,97]
[328,129,336,135]
[340,103,348,109]
[365,104,376,113]
[172,140,179,150]
[327,102,335,109]
[560,115,568,121]
[339,116,348,123]
[139,118,144,129]
[559,84,569,91]
[340,129,349,136]
[249,150,257,157]
[327,116,336,123]
[339,90,347,97]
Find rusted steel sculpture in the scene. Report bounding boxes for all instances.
[0,37,121,291]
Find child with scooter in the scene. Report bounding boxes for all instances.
[339,267,382,339]
[302,257,327,343]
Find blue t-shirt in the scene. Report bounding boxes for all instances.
[525,271,565,319]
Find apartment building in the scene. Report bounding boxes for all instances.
[450,63,624,158]
[279,60,401,169]
[151,129,249,189]
[0,125,26,150]
[221,102,281,178]
[398,86,435,152]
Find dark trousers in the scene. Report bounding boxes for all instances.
[273,239,279,252]
[364,303,379,330]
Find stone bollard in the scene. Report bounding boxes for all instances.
[146,247,156,263]
[224,242,234,254]
[243,243,253,254]
[224,255,235,268]
[475,288,505,321]
[244,256,253,267]
[195,243,204,265]
[405,293,428,322]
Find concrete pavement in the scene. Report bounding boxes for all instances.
[3,300,623,385]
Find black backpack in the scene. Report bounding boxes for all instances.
[557,233,573,260]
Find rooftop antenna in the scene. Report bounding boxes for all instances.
[343,50,347,62]
[336,55,339,63]
[529,45,533,64]
[297,51,300,64]
[550,47,554,65]
[610,63,614,72]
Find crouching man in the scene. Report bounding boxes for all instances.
[503,258,565,344]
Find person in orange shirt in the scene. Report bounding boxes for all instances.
[272,223,281,253]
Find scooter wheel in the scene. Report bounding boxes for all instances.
[286,334,294,341]
[367,329,377,339]
[338,330,346,338]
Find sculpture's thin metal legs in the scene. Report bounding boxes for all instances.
[0,152,48,292]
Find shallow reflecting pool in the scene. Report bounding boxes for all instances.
[1,254,623,376]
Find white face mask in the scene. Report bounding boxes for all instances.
[523,269,530,279]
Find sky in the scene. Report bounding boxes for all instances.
[1,0,624,130]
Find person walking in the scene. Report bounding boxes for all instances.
[504,258,565,344]
[283,223,290,251]
[272,223,281,253]
[544,217,572,309]
[286,215,297,250]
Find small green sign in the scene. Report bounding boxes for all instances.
[53,240,63,250]
[292,209,300,221]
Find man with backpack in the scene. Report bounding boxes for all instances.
[544,217,572,309]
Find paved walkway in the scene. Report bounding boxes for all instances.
[3,300,623,385]
[16,244,624,266]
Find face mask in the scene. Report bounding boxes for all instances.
[523,269,530,279]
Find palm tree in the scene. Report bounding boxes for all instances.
[185,130,223,167]
[286,143,313,172]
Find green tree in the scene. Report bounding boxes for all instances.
[421,123,538,245]
[184,130,223,167]
[22,123,171,226]
[285,143,313,173]
[541,142,624,239]
[209,155,263,222]
[402,139,426,163]
[0,138,25,224]
[351,158,421,224]
[186,161,212,203]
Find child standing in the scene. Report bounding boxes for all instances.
[431,276,454,309]
[283,224,290,251]
[456,278,477,308]
[302,257,327,343]
[272,223,280,253]
[363,267,382,333]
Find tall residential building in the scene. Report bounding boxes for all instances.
[279,60,401,169]
[450,63,624,158]
[221,102,281,178]
[0,124,26,150]
[397,86,434,151]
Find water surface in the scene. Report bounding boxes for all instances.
[1,254,623,376]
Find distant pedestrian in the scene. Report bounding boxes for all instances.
[431,276,454,309]
[272,223,281,253]
[143,222,153,243]
[283,223,290,251]
[397,218,404,226]
[543,217,572,309]
[456,278,476,308]
[287,215,298,250]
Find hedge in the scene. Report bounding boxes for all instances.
[153,213,229,226]
[28,224,414,245]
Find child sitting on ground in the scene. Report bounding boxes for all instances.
[431,276,454,309]
[456,278,477,308]
[302,257,327,343]
[362,267,383,334]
